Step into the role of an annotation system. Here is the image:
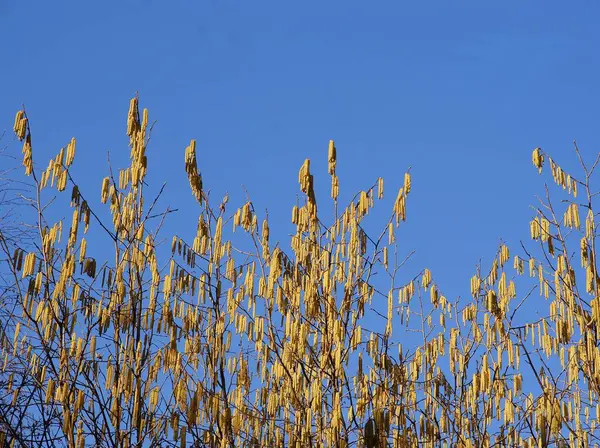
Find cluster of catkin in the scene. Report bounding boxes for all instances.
[7,98,600,448]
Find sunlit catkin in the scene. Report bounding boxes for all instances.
[13,110,27,141]
[532,147,544,173]
[328,140,336,175]
[185,139,203,204]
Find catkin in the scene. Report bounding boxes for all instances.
[13,110,27,141]
[532,147,544,173]
[184,140,203,204]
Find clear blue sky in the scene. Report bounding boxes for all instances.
[2,1,600,303]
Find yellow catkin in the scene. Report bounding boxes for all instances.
[532,147,544,173]
[185,140,203,204]
[328,140,336,175]
[13,111,27,141]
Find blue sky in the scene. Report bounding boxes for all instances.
[2,1,600,305]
